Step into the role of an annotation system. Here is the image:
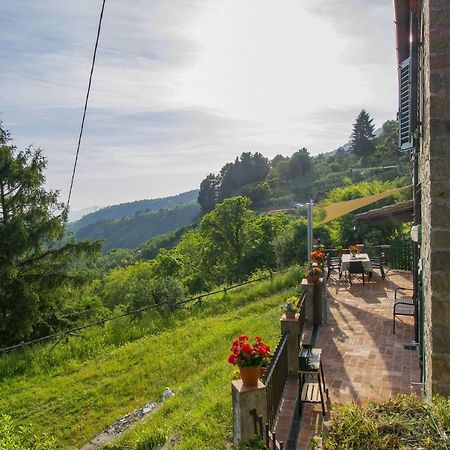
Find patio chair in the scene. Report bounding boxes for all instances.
[326,253,341,280]
[393,287,415,334]
[370,254,386,280]
[347,260,365,285]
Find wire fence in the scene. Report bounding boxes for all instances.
[0,267,300,355]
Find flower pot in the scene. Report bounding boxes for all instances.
[307,274,320,283]
[284,310,296,319]
[259,366,267,380]
[239,367,260,387]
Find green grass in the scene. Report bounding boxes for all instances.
[0,267,303,449]
[324,394,450,450]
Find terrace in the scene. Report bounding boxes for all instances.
[232,264,421,449]
[274,268,421,449]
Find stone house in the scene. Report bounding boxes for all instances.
[393,0,450,396]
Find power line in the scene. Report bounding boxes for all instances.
[67,0,107,207]
[0,268,293,354]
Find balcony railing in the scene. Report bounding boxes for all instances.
[263,331,289,429]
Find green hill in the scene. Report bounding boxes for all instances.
[76,201,200,252]
[69,190,199,234]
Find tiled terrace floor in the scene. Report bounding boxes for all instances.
[274,270,421,450]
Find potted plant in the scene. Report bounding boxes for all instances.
[310,249,325,267]
[335,245,344,255]
[349,244,359,257]
[306,266,323,283]
[228,335,271,387]
[282,297,297,319]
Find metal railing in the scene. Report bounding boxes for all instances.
[297,290,307,344]
[250,409,284,450]
[263,331,289,429]
[386,240,413,271]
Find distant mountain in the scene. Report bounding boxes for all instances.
[68,205,103,222]
[69,190,198,234]
[76,201,200,252]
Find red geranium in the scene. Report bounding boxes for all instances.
[227,335,272,368]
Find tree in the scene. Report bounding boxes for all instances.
[198,173,218,214]
[349,110,376,166]
[200,196,254,282]
[0,123,100,345]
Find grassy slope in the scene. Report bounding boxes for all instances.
[0,268,303,449]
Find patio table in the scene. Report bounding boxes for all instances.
[340,253,373,280]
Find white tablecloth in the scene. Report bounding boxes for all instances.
[340,253,373,273]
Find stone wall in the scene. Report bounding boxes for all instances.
[420,0,450,397]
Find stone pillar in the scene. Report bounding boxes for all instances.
[281,313,300,377]
[232,380,267,448]
[301,279,314,324]
[312,278,325,325]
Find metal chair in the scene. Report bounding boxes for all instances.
[347,260,365,285]
[393,287,415,334]
[370,253,386,280]
[326,252,341,280]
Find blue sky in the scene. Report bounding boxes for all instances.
[0,0,398,212]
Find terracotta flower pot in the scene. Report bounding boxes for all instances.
[259,366,267,380]
[239,366,260,387]
[307,274,320,283]
[284,310,296,319]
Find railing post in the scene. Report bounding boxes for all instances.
[280,314,299,377]
[301,279,314,324]
[232,380,267,448]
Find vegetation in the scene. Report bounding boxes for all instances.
[75,201,200,252]
[349,109,376,166]
[68,189,198,234]
[0,415,56,450]
[0,112,416,449]
[0,268,303,449]
[0,122,100,346]
[324,394,450,450]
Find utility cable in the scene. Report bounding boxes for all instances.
[67,0,106,207]
[0,268,293,354]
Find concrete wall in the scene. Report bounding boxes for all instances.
[420,0,450,396]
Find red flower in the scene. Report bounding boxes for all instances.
[257,346,268,356]
[255,336,262,343]
[238,335,248,342]
[241,343,253,354]
[228,354,238,365]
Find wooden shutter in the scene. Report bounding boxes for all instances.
[398,12,418,151]
[399,57,413,150]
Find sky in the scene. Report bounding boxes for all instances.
[0,0,398,213]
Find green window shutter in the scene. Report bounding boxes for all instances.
[398,57,414,150]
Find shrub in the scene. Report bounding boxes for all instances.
[0,414,57,449]
[324,394,450,450]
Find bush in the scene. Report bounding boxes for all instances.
[324,394,450,450]
[0,414,57,449]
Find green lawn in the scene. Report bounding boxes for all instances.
[0,268,303,449]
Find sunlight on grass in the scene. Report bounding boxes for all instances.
[0,267,303,448]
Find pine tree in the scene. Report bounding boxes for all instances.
[198,173,218,214]
[0,123,100,345]
[350,110,376,166]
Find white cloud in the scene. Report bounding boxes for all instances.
[0,0,399,210]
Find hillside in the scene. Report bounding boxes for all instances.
[0,269,302,449]
[76,201,200,252]
[69,190,198,234]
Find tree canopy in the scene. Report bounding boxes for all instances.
[349,110,376,166]
[0,123,100,345]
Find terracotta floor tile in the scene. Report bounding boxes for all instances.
[273,271,421,449]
